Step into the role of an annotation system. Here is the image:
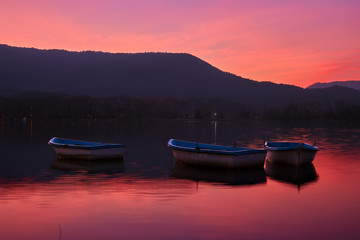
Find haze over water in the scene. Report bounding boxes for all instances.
[0,120,359,240]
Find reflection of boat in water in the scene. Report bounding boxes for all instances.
[51,157,125,173]
[168,139,267,168]
[265,141,319,166]
[265,161,318,188]
[171,163,267,186]
[48,137,126,160]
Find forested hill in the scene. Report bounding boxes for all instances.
[1,44,360,109]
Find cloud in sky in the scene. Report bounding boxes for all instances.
[1,0,359,87]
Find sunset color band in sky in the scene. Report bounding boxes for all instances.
[1,0,359,87]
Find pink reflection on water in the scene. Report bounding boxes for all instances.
[1,124,360,240]
[0,159,358,240]
[0,176,198,240]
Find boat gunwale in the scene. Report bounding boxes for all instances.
[48,137,126,150]
[168,139,266,156]
[265,141,319,151]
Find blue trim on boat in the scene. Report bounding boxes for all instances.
[168,139,266,156]
[48,137,126,150]
[264,141,319,151]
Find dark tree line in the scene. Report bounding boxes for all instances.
[0,95,360,121]
[265,101,360,120]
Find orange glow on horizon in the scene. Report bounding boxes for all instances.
[1,0,360,88]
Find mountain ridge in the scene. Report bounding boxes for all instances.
[1,44,360,109]
[307,80,360,91]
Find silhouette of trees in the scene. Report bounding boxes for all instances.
[264,101,360,120]
[0,95,359,121]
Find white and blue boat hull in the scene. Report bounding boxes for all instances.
[49,137,126,160]
[168,139,266,168]
[265,142,318,166]
[172,149,266,168]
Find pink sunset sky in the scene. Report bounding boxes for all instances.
[1,0,359,87]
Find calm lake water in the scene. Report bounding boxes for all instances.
[0,119,359,240]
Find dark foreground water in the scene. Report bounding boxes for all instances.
[0,119,359,240]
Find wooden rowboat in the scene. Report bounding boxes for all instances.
[265,141,318,166]
[48,137,126,160]
[168,139,266,168]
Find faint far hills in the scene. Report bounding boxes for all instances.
[1,43,360,110]
[307,81,360,91]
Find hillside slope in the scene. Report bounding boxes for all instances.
[1,44,360,108]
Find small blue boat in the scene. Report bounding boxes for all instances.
[168,139,267,168]
[48,137,126,160]
[265,141,319,166]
